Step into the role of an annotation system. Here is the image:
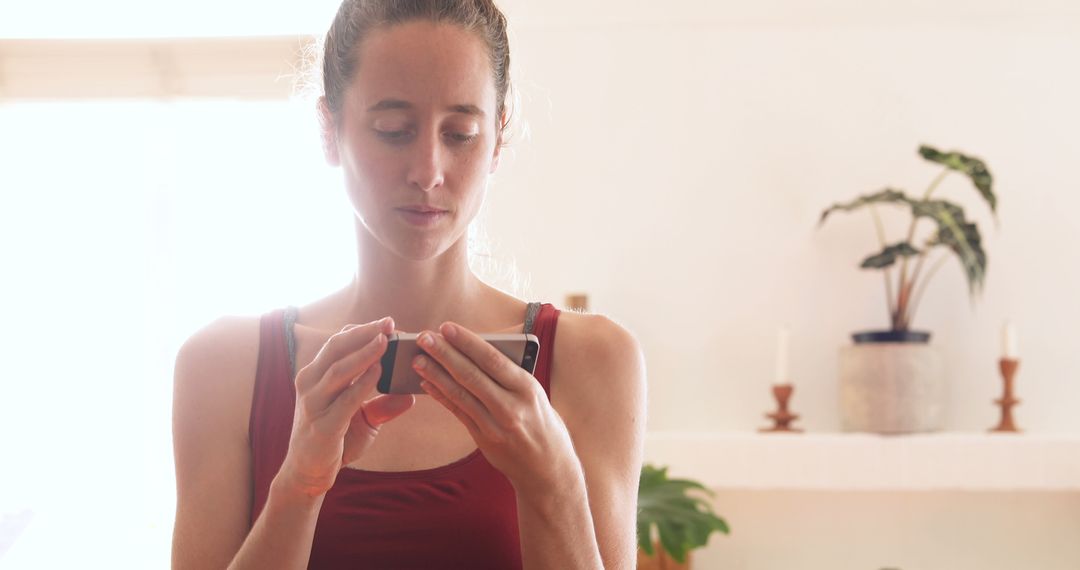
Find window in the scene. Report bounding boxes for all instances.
[0,97,354,567]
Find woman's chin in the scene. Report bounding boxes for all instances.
[387,236,454,262]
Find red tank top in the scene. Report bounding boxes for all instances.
[249,303,561,569]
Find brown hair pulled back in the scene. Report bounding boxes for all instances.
[321,0,512,135]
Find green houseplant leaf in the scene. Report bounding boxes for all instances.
[638,464,730,563]
[861,242,921,269]
[818,188,912,226]
[918,145,997,214]
[817,144,995,331]
[911,199,987,295]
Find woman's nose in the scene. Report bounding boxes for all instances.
[405,133,445,192]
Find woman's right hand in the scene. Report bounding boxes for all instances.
[277,317,415,498]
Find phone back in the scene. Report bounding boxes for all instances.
[377,333,540,394]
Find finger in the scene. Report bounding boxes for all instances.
[297,317,394,393]
[305,332,387,413]
[341,394,415,464]
[321,361,383,429]
[420,380,484,441]
[413,353,498,436]
[439,322,533,392]
[361,394,416,427]
[415,330,506,409]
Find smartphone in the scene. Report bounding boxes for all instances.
[376,333,541,395]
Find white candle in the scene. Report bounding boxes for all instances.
[775,327,790,384]
[1002,321,1019,359]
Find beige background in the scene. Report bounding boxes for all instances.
[481,1,1080,567]
[485,0,1080,434]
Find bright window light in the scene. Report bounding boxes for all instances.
[0,0,341,38]
[0,98,356,567]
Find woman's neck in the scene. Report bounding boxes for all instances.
[338,231,489,333]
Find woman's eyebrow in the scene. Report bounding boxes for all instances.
[367,99,412,112]
[447,104,485,118]
[366,99,485,117]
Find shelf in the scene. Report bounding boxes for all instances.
[643,432,1080,491]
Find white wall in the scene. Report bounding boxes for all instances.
[694,490,1080,570]
[482,0,1080,434]
[476,1,1080,566]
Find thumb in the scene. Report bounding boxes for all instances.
[341,394,416,465]
[363,394,416,426]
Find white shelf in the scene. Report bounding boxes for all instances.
[644,432,1080,491]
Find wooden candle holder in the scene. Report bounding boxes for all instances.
[565,293,589,312]
[760,383,803,433]
[990,358,1021,433]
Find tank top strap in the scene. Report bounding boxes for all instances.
[526,302,560,398]
[522,301,542,334]
[283,305,299,381]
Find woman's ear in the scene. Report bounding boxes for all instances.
[317,96,341,167]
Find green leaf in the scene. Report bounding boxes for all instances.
[911,200,987,294]
[657,519,691,563]
[638,463,730,561]
[818,188,987,295]
[819,188,912,226]
[918,145,997,214]
[637,519,653,554]
[860,242,920,269]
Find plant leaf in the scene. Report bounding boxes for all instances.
[918,145,997,214]
[637,519,654,554]
[638,463,730,561]
[860,241,920,269]
[819,188,912,226]
[912,200,987,294]
[657,519,691,563]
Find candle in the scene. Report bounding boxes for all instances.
[1002,321,1018,360]
[774,327,790,384]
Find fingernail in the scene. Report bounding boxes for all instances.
[418,332,434,348]
[440,323,456,339]
[413,355,427,370]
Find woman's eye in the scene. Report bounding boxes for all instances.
[445,132,478,144]
[374,129,412,143]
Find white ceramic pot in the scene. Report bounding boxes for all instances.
[838,343,947,434]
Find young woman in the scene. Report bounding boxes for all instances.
[171,1,646,568]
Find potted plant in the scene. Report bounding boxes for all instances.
[637,464,730,570]
[818,144,996,433]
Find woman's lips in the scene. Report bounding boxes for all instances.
[396,207,448,226]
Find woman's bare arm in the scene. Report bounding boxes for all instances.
[171,317,322,569]
[543,312,647,570]
[173,315,410,569]
[226,477,326,569]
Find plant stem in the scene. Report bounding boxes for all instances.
[869,205,897,323]
[896,167,950,328]
[902,240,934,326]
[906,253,950,325]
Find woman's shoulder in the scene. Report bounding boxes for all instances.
[550,309,646,405]
[552,310,642,364]
[175,311,264,378]
[173,311,265,438]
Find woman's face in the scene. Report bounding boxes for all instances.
[321,21,502,261]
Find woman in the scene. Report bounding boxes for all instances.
[171,1,646,568]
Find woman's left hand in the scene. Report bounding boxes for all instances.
[412,322,580,494]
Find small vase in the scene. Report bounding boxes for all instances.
[637,544,692,570]
[838,332,946,434]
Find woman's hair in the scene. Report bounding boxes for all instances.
[318,0,513,137]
